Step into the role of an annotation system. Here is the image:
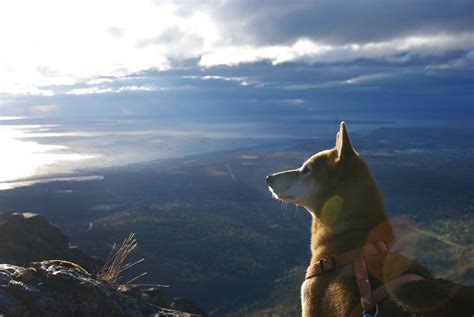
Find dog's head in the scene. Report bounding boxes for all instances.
[267,122,370,216]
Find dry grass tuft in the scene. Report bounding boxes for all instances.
[98,233,146,285]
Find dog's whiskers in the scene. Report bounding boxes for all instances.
[283,201,289,211]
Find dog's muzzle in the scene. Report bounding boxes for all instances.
[266,175,274,185]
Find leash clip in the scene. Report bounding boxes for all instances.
[363,304,379,317]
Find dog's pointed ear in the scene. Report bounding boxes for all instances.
[335,122,356,162]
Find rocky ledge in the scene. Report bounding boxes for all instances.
[0,260,198,316]
[0,212,202,316]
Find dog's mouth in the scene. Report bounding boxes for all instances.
[268,186,295,201]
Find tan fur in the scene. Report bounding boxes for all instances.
[267,122,473,317]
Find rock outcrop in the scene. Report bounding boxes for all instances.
[0,212,202,316]
[0,212,98,272]
[0,260,197,316]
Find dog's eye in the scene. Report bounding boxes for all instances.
[301,165,311,174]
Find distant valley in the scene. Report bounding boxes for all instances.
[1,125,473,315]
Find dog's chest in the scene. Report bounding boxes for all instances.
[301,267,359,317]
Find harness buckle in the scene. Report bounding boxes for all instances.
[319,255,336,273]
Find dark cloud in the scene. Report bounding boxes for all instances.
[205,0,473,45]
[4,51,472,121]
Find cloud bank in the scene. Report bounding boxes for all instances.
[0,0,472,118]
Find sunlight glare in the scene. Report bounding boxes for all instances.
[0,124,94,189]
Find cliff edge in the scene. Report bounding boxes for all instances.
[0,212,202,316]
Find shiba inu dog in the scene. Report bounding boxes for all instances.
[267,122,473,317]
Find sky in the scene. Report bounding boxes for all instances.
[0,0,473,119]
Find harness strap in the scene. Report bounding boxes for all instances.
[305,241,388,279]
[305,241,426,316]
[353,255,376,313]
[349,274,425,317]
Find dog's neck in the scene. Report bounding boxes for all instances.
[309,217,394,263]
[308,175,395,263]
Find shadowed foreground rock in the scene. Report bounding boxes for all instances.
[0,260,199,316]
[0,212,98,272]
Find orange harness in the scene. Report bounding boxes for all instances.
[305,241,425,317]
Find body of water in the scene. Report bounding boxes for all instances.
[1,113,466,189]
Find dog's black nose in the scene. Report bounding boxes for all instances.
[266,175,273,185]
